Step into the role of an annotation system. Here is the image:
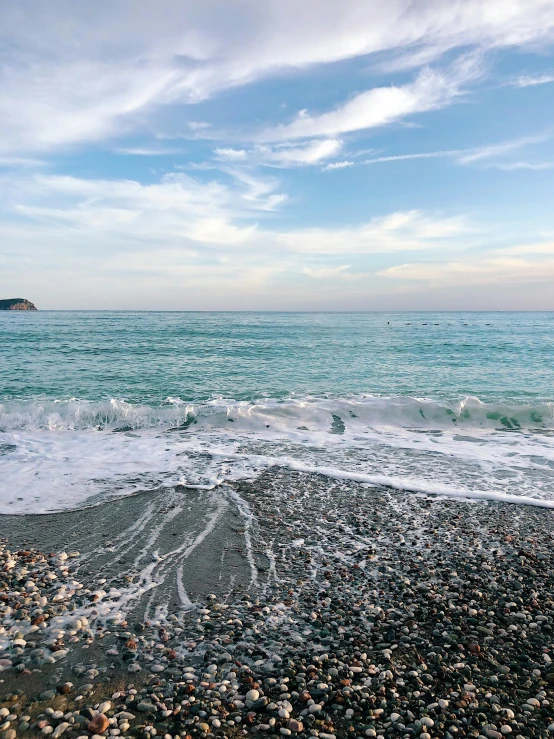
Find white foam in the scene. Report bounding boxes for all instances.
[1,394,554,514]
[271,459,554,509]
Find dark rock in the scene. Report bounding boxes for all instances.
[39,690,56,701]
[0,298,37,310]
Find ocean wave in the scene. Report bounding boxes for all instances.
[0,394,553,432]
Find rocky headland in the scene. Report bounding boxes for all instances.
[0,299,37,311]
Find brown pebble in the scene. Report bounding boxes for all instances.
[88,713,109,733]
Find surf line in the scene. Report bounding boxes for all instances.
[200,451,554,509]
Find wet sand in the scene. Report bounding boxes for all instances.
[0,484,259,618]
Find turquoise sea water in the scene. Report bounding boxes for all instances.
[2,311,554,404]
[1,311,554,513]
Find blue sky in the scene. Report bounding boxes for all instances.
[1,1,554,309]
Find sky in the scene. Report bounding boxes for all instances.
[1,1,554,310]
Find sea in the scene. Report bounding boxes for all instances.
[1,311,554,514]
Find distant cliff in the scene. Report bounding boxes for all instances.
[0,298,37,311]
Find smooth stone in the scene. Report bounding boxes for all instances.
[87,714,109,734]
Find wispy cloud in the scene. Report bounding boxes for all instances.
[3,170,283,251]
[377,256,554,285]
[512,73,554,87]
[456,135,548,164]
[1,171,468,257]
[2,165,554,307]
[303,265,353,279]
[362,150,462,165]
[215,139,342,167]
[496,240,554,255]
[0,156,46,168]
[115,147,184,156]
[321,135,551,172]
[276,210,469,254]
[260,56,483,142]
[2,1,554,153]
[485,161,553,171]
[322,160,355,170]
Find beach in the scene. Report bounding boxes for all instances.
[2,311,554,738]
[1,469,554,738]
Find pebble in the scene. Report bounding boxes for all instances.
[87,714,109,734]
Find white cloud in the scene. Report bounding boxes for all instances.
[2,166,554,307]
[276,210,468,254]
[219,168,288,210]
[485,161,553,171]
[1,171,467,258]
[512,73,554,87]
[377,256,554,285]
[323,135,551,171]
[303,265,352,278]
[456,135,548,164]
[116,147,184,156]
[0,156,46,168]
[322,160,354,170]
[213,148,248,161]
[215,139,342,167]
[1,171,285,254]
[2,1,554,152]
[496,240,554,255]
[260,57,482,141]
[362,150,462,165]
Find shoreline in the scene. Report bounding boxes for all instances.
[0,471,553,738]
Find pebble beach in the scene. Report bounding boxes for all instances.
[1,469,554,739]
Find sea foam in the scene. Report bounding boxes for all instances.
[1,394,554,514]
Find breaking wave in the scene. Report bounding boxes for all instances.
[1,394,553,433]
